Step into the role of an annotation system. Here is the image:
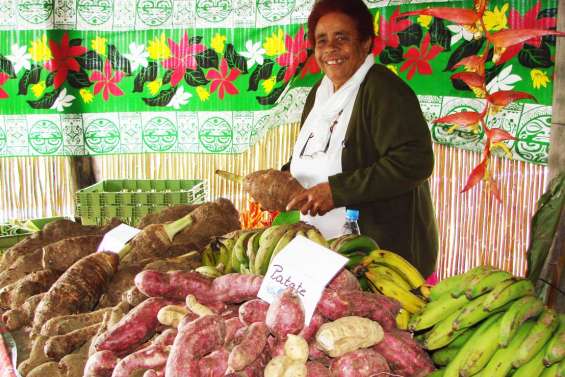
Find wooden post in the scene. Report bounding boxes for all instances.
[72,156,96,189]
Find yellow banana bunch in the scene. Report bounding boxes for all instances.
[365,269,426,314]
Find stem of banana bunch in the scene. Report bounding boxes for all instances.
[215,169,244,184]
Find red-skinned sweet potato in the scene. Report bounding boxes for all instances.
[84,350,118,377]
[211,274,263,303]
[112,344,170,377]
[224,317,246,347]
[330,349,390,377]
[135,270,213,302]
[266,289,305,340]
[306,361,331,377]
[239,299,269,325]
[198,348,229,377]
[327,269,361,292]
[299,312,326,342]
[228,322,269,372]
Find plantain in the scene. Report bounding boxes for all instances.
[429,274,466,301]
[305,227,327,247]
[514,343,550,377]
[498,295,544,347]
[544,314,565,366]
[423,310,468,350]
[513,308,560,368]
[464,270,512,299]
[450,266,496,298]
[482,278,534,312]
[409,292,469,331]
[432,346,460,366]
[254,225,291,275]
[334,234,378,255]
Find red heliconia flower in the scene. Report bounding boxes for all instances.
[485,126,516,145]
[487,90,536,107]
[300,54,320,79]
[453,55,486,76]
[44,32,87,89]
[162,32,206,87]
[0,73,9,99]
[452,71,486,96]
[461,149,501,202]
[489,29,565,64]
[400,33,443,80]
[276,27,310,82]
[90,60,126,101]
[373,7,413,56]
[206,58,240,100]
[433,110,485,129]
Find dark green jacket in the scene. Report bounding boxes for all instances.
[285,64,438,276]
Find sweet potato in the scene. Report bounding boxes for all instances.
[165,314,226,376]
[2,292,45,331]
[315,316,383,358]
[327,269,361,292]
[44,322,101,360]
[306,361,331,377]
[228,322,270,372]
[224,317,246,346]
[199,348,229,377]
[0,269,60,309]
[112,344,170,377]
[32,252,119,334]
[135,270,213,302]
[239,299,269,325]
[308,342,332,366]
[329,349,390,377]
[143,369,164,377]
[89,304,128,356]
[266,289,305,340]
[211,274,264,303]
[95,297,174,354]
[299,312,326,342]
[40,307,112,337]
[284,334,309,363]
[18,335,52,376]
[58,353,88,377]
[153,329,178,346]
[186,294,214,316]
[157,304,196,328]
[42,235,103,271]
[84,350,118,377]
[372,329,435,377]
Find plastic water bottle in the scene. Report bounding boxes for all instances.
[342,209,361,235]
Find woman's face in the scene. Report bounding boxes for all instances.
[313,12,372,91]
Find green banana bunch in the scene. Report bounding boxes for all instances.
[432,346,460,366]
[452,293,494,330]
[429,274,466,301]
[498,295,544,347]
[450,266,496,298]
[477,320,535,377]
[365,269,425,314]
[254,224,292,275]
[270,227,299,262]
[514,343,550,377]
[513,308,560,368]
[194,266,222,278]
[427,369,445,377]
[544,314,565,366]
[332,234,378,254]
[232,230,256,270]
[246,230,262,274]
[395,308,410,330]
[409,292,469,331]
[362,249,425,289]
[449,326,477,347]
[482,278,535,312]
[201,243,216,267]
[557,358,565,377]
[464,270,512,299]
[423,310,468,350]
[540,363,559,377]
[305,227,327,247]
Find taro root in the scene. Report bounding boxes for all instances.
[216,169,305,211]
[137,204,201,228]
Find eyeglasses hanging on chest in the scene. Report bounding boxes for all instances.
[299,109,344,159]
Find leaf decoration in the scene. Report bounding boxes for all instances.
[195,49,219,69]
[108,45,132,75]
[379,46,404,65]
[142,87,176,107]
[276,66,287,83]
[445,38,484,71]
[76,50,104,71]
[0,55,16,78]
[451,76,473,91]
[162,69,174,85]
[485,63,506,85]
[537,8,557,19]
[27,88,61,109]
[18,65,42,95]
[398,23,423,47]
[248,60,274,91]
[45,72,55,87]
[257,85,286,105]
[225,44,248,74]
[429,18,451,51]
[190,36,203,45]
[133,62,158,93]
[518,43,552,69]
[67,69,91,89]
[184,67,209,87]
[69,38,82,47]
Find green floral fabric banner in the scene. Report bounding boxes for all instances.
[0,0,558,164]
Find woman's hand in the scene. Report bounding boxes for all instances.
[286,182,335,216]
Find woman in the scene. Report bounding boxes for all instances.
[284,0,438,276]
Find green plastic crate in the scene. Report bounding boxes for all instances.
[75,179,208,226]
[0,216,66,251]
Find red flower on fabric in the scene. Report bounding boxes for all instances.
[44,32,87,89]
[276,27,310,82]
[0,73,9,99]
[300,54,320,79]
[162,32,206,86]
[206,58,240,99]
[497,0,557,64]
[372,7,413,56]
[90,60,125,101]
[400,33,443,80]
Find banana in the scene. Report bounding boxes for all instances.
[201,244,216,267]
[458,313,503,377]
[429,274,466,301]
[450,266,497,298]
[514,343,550,377]
[367,264,412,291]
[233,230,255,265]
[254,225,292,275]
[330,234,358,251]
[409,292,469,331]
[427,370,445,377]
[357,275,370,291]
[419,283,432,299]
[216,243,232,274]
[240,264,251,274]
[365,270,425,314]
[450,326,477,347]
[246,231,262,274]
[541,364,559,377]
[305,227,328,247]
[452,293,502,330]
[513,308,560,368]
[362,249,424,289]
[499,295,544,347]
[269,228,298,263]
[195,266,222,278]
[395,308,410,330]
[432,346,460,366]
[335,234,379,255]
[423,310,468,350]
[478,320,535,377]
[544,314,565,366]
[557,358,565,377]
[464,270,512,299]
[345,252,366,269]
[482,278,535,312]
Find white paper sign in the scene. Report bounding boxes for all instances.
[97,224,141,253]
[257,235,348,325]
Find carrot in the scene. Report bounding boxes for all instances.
[41,235,103,271]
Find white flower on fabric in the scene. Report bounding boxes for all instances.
[50,88,75,112]
[6,44,31,75]
[486,65,522,93]
[167,86,192,109]
[447,25,474,46]
[123,42,149,71]
[240,40,266,69]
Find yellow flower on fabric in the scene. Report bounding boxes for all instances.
[31,81,45,97]
[483,4,509,32]
[147,79,162,95]
[196,86,210,101]
[211,34,227,54]
[417,15,433,28]
[91,36,107,56]
[374,12,380,35]
[386,65,399,76]
[147,33,171,60]
[531,69,550,89]
[80,88,94,103]
[262,76,276,94]
[263,29,285,57]
[29,34,52,62]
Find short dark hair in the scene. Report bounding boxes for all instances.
[307,0,375,48]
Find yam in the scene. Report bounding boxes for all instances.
[98,261,150,308]
[0,248,44,289]
[58,353,88,377]
[142,251,201,272]
[44,322,101,360]
[42,234,103,271]
[41,307,112,337]
[2,292,45,331]
[18,335,51,376]
[27,361,63,377]
[122,286,148,308]
[0,269,60,309]
[137,204,200,228]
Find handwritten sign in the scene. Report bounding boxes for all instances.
[257,235,348,324]
[97,223,141,253]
